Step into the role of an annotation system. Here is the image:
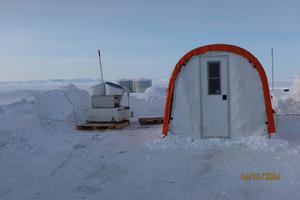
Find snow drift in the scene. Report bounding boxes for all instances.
[0,84,89,124]
[276,74,300,114]
[130,86,166,117]
[0,85,89,157]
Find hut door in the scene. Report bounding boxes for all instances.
[200,56,230,138]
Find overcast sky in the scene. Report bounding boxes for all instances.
[1,0,300,81]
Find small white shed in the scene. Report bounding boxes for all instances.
[162,44,275,138]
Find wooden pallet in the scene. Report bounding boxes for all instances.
[138,117,164,125]
[77,120,129,131]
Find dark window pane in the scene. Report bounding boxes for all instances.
[208,79,221,95]
[207,61,221,95]
[208,62,220,78]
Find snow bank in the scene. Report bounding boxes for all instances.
[0,85,89,157]
[0,90,44,105]
[276,74,300,113]
[144,86,167,98]
[0,84,89,123]
[34,84,89,121]
[130,86,166,117]
[0,84,166,128]
[289,74,300,98]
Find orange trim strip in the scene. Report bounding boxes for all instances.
[162,44,276,137]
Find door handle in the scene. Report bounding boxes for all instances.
[222,94,227,100]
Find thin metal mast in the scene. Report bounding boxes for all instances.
[271,48,274,92]
[98,49,104,83]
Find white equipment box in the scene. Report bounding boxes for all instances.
[87,82,132,123]
[88,107,131,122]
[92,96,121,108]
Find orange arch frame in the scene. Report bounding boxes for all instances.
[162,44,276,137]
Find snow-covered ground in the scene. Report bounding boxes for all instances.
[1,78,300,200]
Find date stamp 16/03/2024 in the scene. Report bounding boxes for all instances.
[240,172,281,181]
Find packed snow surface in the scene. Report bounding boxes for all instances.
[0,80,300,200]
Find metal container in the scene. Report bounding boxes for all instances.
[90,83,105,96]
[90,82,124,96]
[117,79,134,92]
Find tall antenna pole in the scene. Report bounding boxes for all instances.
[271,48,274,92]
[98,49,104,83]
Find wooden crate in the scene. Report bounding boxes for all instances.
[138,117,164,125]
[77,120,129,131]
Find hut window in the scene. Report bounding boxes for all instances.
[207,62,221,95]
